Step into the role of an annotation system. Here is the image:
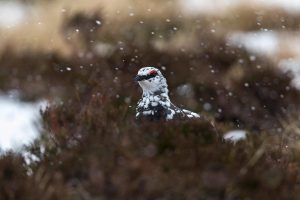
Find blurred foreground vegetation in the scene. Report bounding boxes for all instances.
[1,0,300,199]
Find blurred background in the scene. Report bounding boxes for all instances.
[1,0,300,199]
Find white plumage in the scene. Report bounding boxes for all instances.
[135,67,200,121]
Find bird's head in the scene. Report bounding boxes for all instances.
[135,67,168,94]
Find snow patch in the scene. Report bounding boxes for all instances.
[0,2,28,28]
[0,93,47,153]
[279,59,300,90]
[223,130,247,143]
[227,31,279,56]
[181,0,300,15]
[255,0,300,14]
[180,0,235,14]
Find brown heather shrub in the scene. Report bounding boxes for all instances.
[0,3,300,200]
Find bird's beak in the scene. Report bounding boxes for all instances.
[134,75,143,82]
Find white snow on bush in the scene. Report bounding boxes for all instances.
[0,93,47,152]
[223,130,247,143]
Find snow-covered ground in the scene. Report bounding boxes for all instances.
[227,31,279,57]
[227,31,300,90]
[227,31,300,58]
[255,0,300,14]
[0,92,47,153]
[181,0,300,92]
[0,1,28,28]
[181,0,300,15]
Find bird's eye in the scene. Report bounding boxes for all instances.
[149,70,157,75]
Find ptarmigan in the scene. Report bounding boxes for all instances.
[135,67,200,121]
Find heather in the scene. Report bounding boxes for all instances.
[1,1,300,199]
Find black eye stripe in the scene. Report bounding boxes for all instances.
[139,73,156,80]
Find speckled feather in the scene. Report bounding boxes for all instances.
[135,67,200,121]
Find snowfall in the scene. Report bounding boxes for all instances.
[1,0,300,152]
